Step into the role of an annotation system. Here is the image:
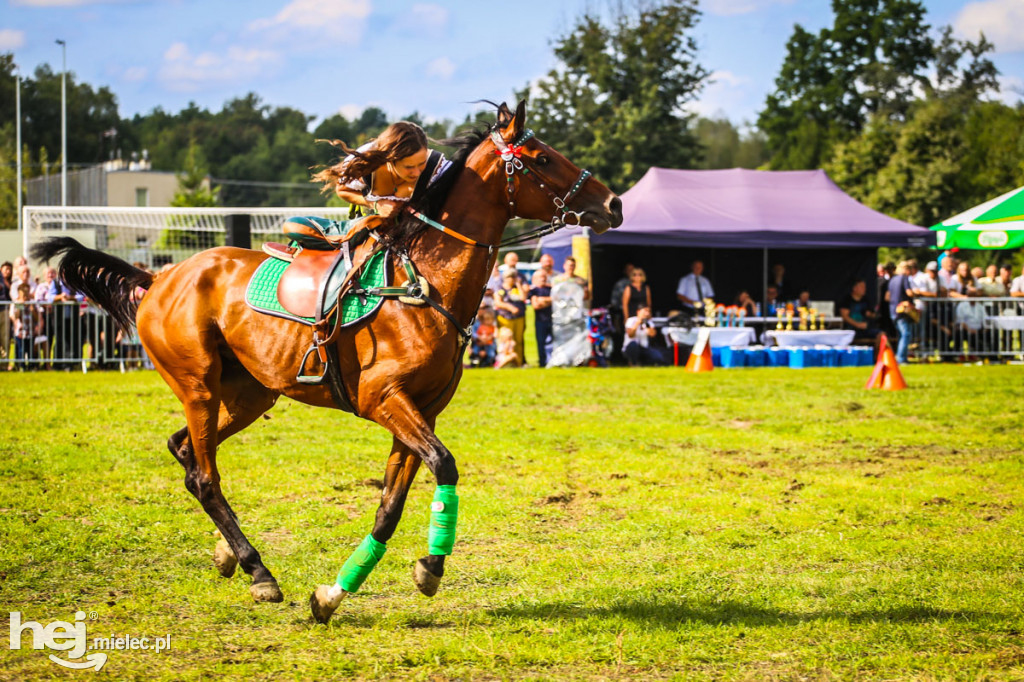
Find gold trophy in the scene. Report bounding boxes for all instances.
[703,298,716,327]
[785,304,794,330]
[798,307,808,331]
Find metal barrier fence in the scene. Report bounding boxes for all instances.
[912,297,1024,361]
[0,301,149,372]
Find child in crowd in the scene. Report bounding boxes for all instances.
[9,283,42,368]
[470,308,497,368]
[494,326,519,368]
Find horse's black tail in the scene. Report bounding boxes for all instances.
[30,237,154,334]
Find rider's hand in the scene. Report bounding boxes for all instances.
[375,199,401,219]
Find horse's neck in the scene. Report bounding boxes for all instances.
[407,171,509,324]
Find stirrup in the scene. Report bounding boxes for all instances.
[296,344,327,384]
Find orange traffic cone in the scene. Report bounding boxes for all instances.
[865,333,906,390]
[685,328,714,373]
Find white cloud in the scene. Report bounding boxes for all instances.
[247,0,371,44]
[955,0,1024,53]
[337,103,365,120]
[702,0,794,17]
[159,42,279,93]
[995,75,1023,104]
[0,29,26,50]
[391,3,448,36]
[425,56,455,81]
[122,66,148,82]
[687,70,754,119]
[12,0,134,5]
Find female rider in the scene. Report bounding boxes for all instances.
[315,121,449,220]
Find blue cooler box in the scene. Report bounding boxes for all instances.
[711,347,723,367]
[855,346,874,366]
[766,347,789,367]
[720,346,746,368]
[746,345,766,367]
[839,348,859,367]
[788,348,813,368]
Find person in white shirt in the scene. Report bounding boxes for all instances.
[622,305,665,366]
[954,299,986,358]
[1011,264,1024,298]
[977,264,1008,297]
[676,260,714,314]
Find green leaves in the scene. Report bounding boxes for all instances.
[521,0,709,192]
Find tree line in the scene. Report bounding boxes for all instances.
[2,0,1022,236]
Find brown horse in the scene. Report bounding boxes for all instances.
[33,101,622,623]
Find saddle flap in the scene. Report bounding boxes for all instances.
[277,249,348,319]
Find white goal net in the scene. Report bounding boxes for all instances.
[23,206,352,269]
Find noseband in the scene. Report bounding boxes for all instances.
[406,127,594,251]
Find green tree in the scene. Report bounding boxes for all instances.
[692,116,770,170]
[158,141,220,250]
[758,0,934,169]
[520,0,709,192]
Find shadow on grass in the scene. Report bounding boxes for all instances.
[486,598,993,628]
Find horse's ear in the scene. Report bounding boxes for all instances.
[511,99,526,139]
[496,102,514,128]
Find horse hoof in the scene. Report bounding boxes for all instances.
[310,584,346,624]
[213,538,237,578]
[250,580,284,603]
[413,559,442,597]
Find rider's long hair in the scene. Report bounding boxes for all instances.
[313,121,429,192]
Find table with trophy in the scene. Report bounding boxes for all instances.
[659,299,758,365]
[759,304,853,347]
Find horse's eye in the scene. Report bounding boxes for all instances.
[536,155,550,166]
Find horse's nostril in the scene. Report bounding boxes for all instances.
[608,197,623,226]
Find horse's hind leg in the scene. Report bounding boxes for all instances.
[311,437,423,623]
[158,354,282,602]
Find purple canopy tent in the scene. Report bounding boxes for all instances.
[540,168,934,314]
[542,167,933,249]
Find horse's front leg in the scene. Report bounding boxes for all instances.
[310,436,424,623]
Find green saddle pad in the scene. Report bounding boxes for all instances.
[245,249,389,327]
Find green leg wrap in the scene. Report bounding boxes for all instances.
[428,485,459,556]
[336,534,387,593]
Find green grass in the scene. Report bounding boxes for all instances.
[1,365,1023,680]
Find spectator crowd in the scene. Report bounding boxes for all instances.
[3,247,1022,371]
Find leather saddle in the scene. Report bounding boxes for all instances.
[264,215,385,319]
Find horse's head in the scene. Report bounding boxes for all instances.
[482,100,623,234]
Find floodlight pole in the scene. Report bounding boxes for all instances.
[15,67,22,234]
[56,39,67,230]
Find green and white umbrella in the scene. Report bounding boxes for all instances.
[931,185,1024,249]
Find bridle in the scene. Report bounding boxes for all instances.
[406,127,593,252]
[349,125,597,412]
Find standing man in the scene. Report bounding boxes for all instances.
[553,257,590,309]
[888,261,915,364]
[536,253,561,283]
[676,259,714,315]
[530,270,553,368]
[769,263,787,300]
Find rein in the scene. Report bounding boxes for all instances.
[406,127,592,252]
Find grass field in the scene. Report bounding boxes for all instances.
[1,365,1023,681]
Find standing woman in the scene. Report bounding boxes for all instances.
[314,121,449,219]
[621,267,652,319]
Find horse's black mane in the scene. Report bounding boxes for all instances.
[381,120,493,251]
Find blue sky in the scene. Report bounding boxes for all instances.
[2,0,1022,129]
